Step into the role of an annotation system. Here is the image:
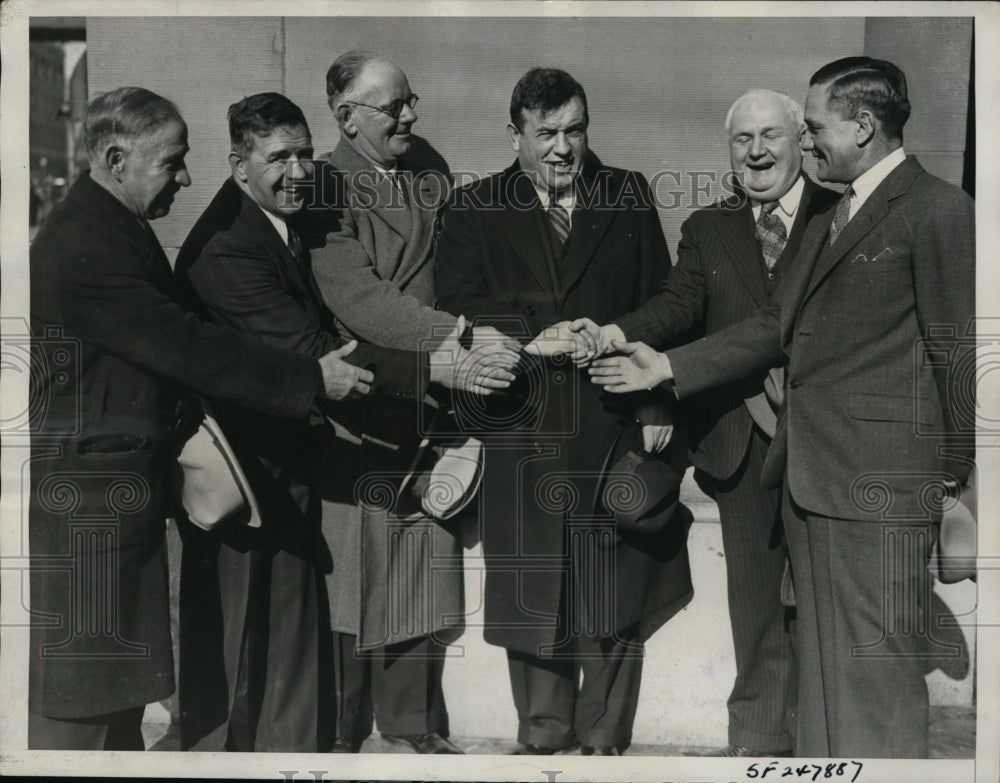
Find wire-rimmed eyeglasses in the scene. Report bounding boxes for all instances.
[345,94,419,119]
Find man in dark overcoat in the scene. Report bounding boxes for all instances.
[435,68,693,756]
[28,87,374,750]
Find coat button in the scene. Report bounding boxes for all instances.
[767,272,775,280]
[525,306,536,317]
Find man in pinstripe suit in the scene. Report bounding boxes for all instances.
[580,90,837,756]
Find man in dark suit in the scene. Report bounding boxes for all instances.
[590,58,975,757]
[578,89,838,756]
[436,68,693,756]
[28,87,379,750]
[174,92,506,752]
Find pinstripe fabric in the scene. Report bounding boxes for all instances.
[613,178,838,750]
[712,428,791,750]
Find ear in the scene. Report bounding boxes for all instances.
[854,110,876,147]
[105,145,127,180]
[507,122,521,153]
[337,103,357,137]
[229,150,247,182]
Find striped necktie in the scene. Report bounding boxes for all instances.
[547,201,571,246]
[755,201,787,270]
[828,186,854,246]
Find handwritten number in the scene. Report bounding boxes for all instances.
[850,760,863,782]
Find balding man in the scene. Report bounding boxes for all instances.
[306,51,517,755]
[28,87,374,750]
[590,58,975,757]
[579,89,837,756]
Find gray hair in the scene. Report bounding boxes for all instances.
[84,86,184,160]
[725,89,804,136]
[325,50,383,120]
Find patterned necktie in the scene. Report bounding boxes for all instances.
[287,225,304,260]
[828,186,854,246]
[755,201,787,270]
[547,201,571,247]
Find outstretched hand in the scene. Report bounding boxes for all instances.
[588,340,673,393]
[523,320,597,364]
[318,340,373,400]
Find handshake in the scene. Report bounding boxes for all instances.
[523,318,674,393]
[318,316,524,401]
[318,315,674,406]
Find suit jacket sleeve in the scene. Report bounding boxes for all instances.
[666,297,783,400]
[912,180,975,480]
[615,212,705,346]
[182,237,426,402]
[306,165,458,350]
[57,230,322,418]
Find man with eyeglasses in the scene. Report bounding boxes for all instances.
[173,92,498,752]
[305,50,519,755]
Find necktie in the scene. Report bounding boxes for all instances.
[287,225,304,260]
[828,186,854,246]
[387,170,410,209]
[755,201,787,270]
[547,201,571,247]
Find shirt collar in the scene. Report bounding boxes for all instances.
[775,174,805,218]
[534,184,576,212]
[751,174,804,224]
[258,204,289,244]
[850,147,906,210]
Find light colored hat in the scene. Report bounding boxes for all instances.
[177,410,262,531]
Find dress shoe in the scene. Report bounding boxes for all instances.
[509,742,580,755]
[719,744,792,757]
[581,745,622,756]
[382,731,463,754]
[330,737,355,753]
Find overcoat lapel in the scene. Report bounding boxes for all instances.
[558,167,617,300]
[497,166,560,301]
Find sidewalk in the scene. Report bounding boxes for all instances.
[143,705,975,758]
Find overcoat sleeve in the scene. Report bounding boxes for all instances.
[306,164,458,350]
[56,230,322,418]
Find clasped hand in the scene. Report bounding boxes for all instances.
[429,317,522,395]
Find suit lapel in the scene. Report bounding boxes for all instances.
[233,183,319,307]
[717,194,769,308]
[497,167,560,301]
[802,157,919,303]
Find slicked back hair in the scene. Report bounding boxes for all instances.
[509,67,589,133]
[84,86,184,160]
[228,92,309,157]
[809,56,910,140]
